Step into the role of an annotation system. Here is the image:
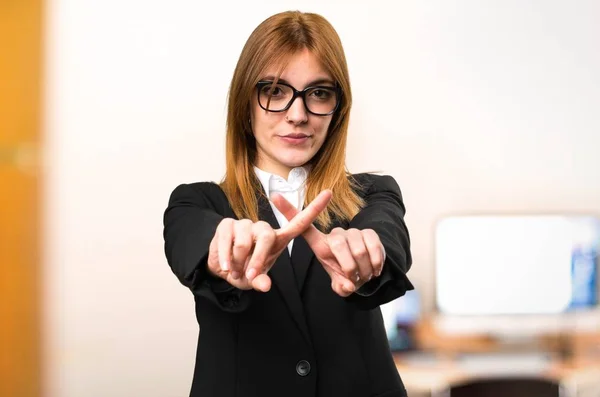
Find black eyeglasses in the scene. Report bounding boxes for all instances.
[256,80,341,116]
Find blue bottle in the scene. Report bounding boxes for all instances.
[569,246,598,310]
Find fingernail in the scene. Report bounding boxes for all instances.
[231,271,240,280]
[221,261,229,271]
[246,268,256,281]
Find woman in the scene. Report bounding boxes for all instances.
[163,10,414,397]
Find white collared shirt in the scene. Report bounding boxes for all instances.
[254,166,308,254]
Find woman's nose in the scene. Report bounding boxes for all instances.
[285,96,308,124]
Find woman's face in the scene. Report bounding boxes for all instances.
[250,48,335,179]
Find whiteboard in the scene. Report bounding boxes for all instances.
[435,215,598,315]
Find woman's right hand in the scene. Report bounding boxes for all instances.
[206,190,332,292]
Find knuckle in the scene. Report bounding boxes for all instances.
[351,246,368,258]
[262,220,273,228]
[259,228,275,242]
[329,236,345,248]
[255,220,270,229]
[218,217,234,230]
[364,239,379,251]
[233,240,251,250]
[253,222,271,235]
[239,219,253,228]
[365,229,380,242]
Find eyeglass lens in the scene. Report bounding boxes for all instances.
[258,83,338,115]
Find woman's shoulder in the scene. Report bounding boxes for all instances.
[348,172,402,196]
[170,180,224,195]
[168,180,230,206]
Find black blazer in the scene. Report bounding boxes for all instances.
[163,173,414,397]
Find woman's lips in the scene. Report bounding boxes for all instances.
[279,134,311,145]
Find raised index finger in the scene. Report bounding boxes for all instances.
[274,189,332,242]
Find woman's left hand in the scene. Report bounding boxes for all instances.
[317,227,386,296]
[271,193,386,297]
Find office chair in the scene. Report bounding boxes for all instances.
[438,377,561,397]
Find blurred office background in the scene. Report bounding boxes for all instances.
[1,0,599,396]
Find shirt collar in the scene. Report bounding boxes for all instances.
[254,165,309,196]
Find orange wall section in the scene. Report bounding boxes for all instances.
[0,1,43,396]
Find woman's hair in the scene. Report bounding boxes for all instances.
[220,10,364,229]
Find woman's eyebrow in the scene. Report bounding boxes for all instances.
[308,78,336,86]
[261,76,336,86]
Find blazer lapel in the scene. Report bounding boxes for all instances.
[289,208,347,292]
[290,235,314,292]
[292,216,348,291]
[257,194,313,347]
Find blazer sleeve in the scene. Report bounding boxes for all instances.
[344,173,414,310]
[163,182,251,313]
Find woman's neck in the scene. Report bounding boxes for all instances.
[254,162,293,180]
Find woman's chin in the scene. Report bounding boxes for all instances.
[276,152,315,169]
[279,157,311,169]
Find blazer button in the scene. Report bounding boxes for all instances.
[296,360,311,376]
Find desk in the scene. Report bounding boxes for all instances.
[394,352,600,397]
[393,318,600,396]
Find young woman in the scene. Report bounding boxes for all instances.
[163,10,414,397]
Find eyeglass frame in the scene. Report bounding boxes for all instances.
[255,80,342,116]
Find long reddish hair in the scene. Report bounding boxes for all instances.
[220,10,364,229]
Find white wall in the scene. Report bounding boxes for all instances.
[43,0,600,396]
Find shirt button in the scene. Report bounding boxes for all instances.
[296,360,311,376]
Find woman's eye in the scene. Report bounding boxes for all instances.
[261,85,284,96]
[310,89,333,100]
